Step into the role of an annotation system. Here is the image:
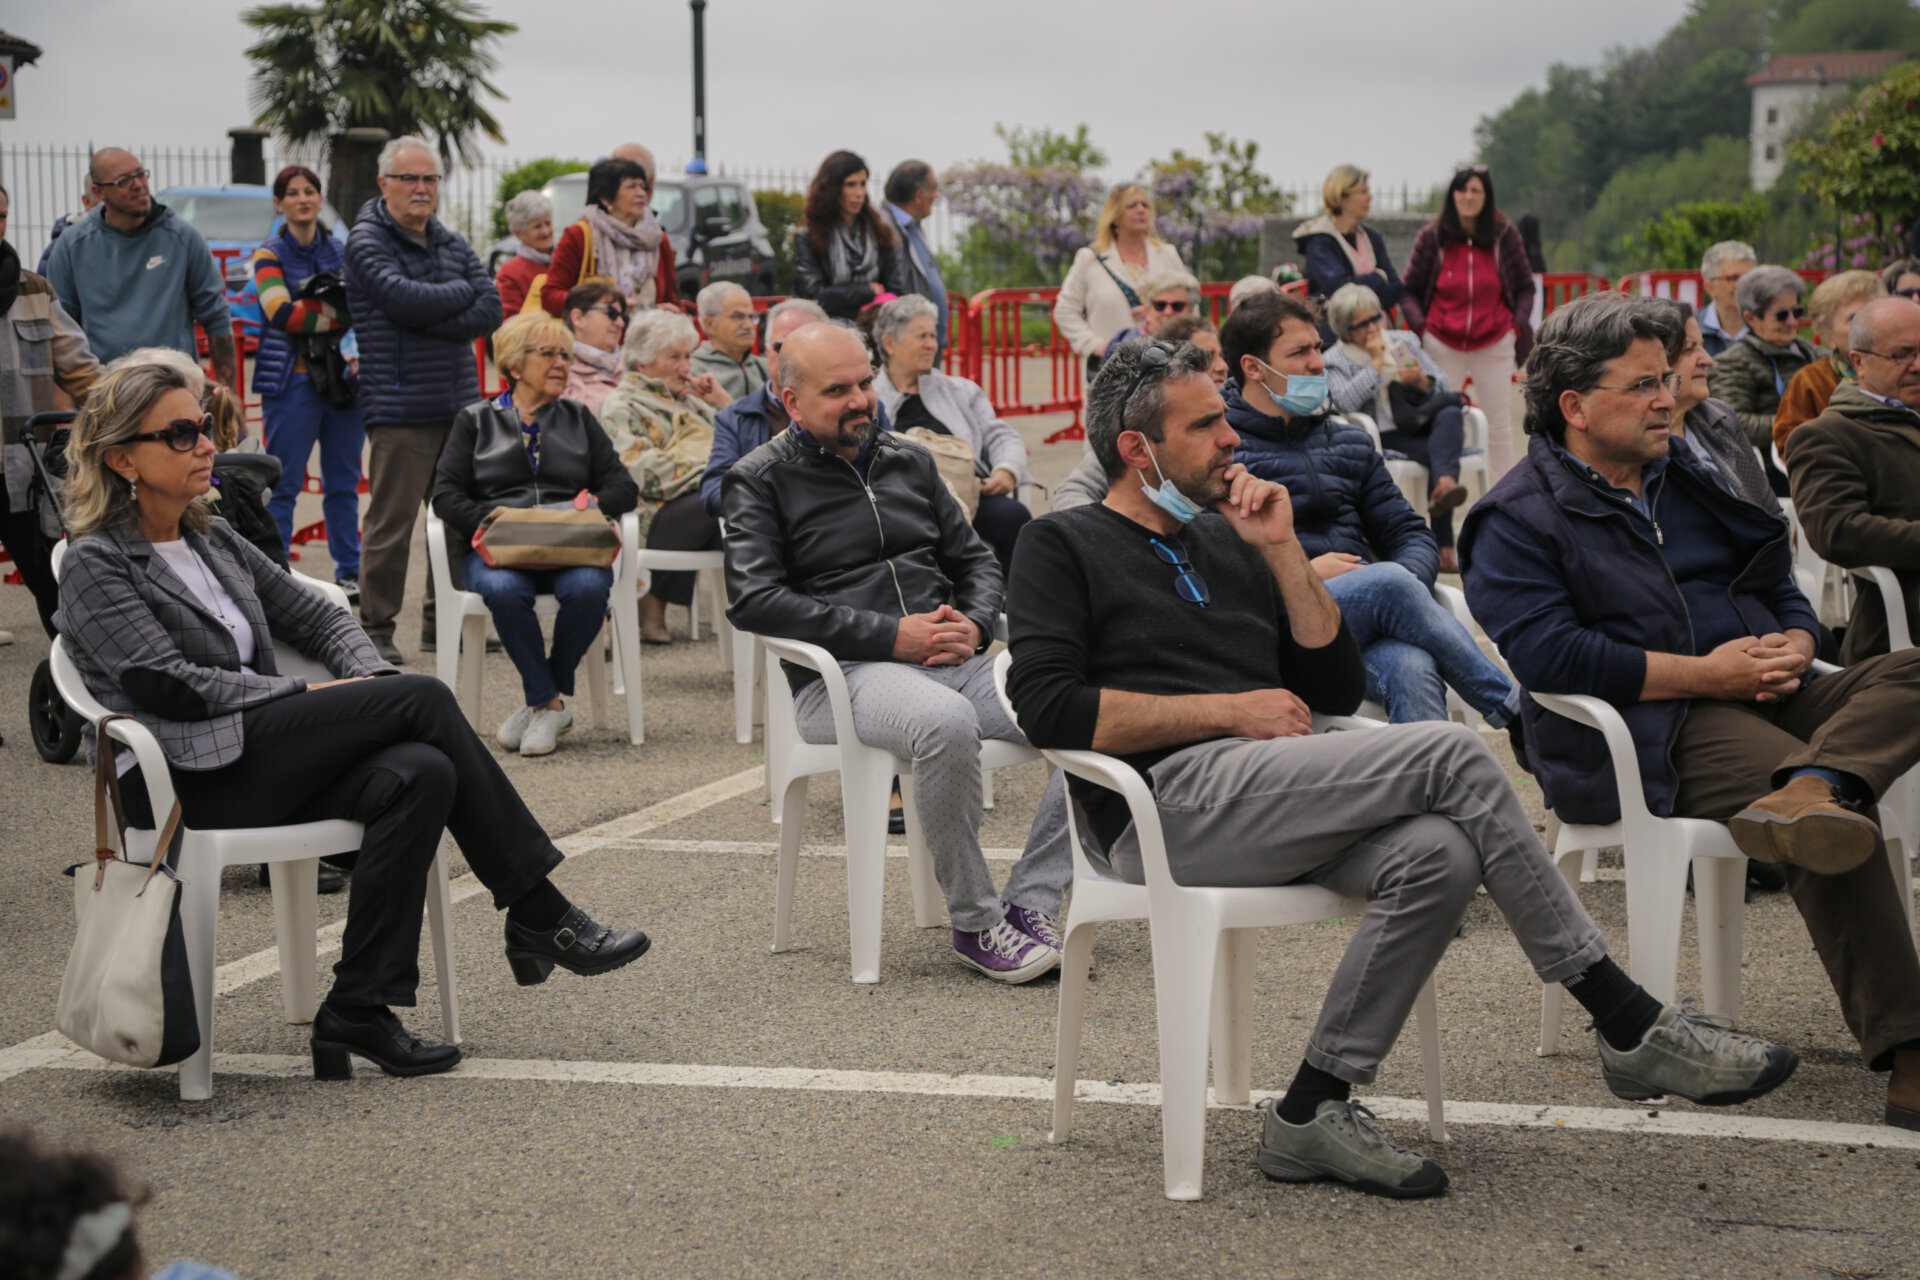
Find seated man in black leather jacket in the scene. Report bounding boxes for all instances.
[722,323,1071,983]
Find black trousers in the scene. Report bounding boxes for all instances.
[123,674,562,1008]
[644,492,722,606]
[972,493,1032,578]
[0,506,59,638]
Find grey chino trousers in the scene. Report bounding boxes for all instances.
[360,422,452,638]
[1106,721,1608,1085]
[795,653,1072,933]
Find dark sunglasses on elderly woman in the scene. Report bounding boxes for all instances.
[1764,306,1807,324]
[1151,299,1190,313]
[128,414,215,452]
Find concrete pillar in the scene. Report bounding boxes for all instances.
[227,127,269,186]
[327,127,390,227]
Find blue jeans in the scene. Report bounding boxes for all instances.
[1380,404,1465,548]
[261,378,367,576]
[1326,561,1519,726]
[461,553,613,708]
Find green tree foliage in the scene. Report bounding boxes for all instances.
[1772,0,1920,52]
[1791,62,1920,261]
[1556,135,1753,270]
[487,157,587,240]
[242,0,517,167]
[1640,194,1771,268]
[1143,134,1289,281]
[754,189,806,294]
[992,124,1107,173]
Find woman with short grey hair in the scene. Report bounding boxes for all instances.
[60,353,650,1080]
[598,306,728,642]
[1322,283,1470,566]
[871,293,1032,573]
[496,189,556,314]
[1708,264,1816,494]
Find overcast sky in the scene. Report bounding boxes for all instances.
[5,0,1689,189]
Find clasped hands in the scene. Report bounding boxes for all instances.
[893,604,981,667]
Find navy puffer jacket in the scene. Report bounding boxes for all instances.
[343,197,502,427]
[1225,379,1439,585]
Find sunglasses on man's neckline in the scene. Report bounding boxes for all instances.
[1149,535,1210,607]
[129,414,215,452]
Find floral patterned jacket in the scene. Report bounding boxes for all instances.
[596,373,717,538]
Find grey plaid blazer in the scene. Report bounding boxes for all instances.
[55,518,397,771]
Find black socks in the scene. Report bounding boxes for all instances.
[506,878,571,931]
[1276,1061,1351,1125]
[1563,956,1663,1051]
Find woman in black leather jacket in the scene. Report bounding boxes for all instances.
[792,149,909,320]
[431,312,638,756]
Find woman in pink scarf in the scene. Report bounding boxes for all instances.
[539,157,680,317]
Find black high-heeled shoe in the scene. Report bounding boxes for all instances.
[502,906,650,986]
[310,1004,461,1079]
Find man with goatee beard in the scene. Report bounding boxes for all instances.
[721,323,1072,984]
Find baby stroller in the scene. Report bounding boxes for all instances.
[20,410,288,764]
[18,410,83,762]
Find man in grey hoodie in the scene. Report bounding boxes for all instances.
[44,149,235,390]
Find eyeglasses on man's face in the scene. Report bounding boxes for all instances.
[384,173,441,187]
[1593,373,1682,399]
[1856,347,1920,369]
[92,168,150,191]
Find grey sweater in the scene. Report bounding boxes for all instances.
[44,204,231,363]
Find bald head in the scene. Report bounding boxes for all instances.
[611,143,655,184]
[1849,296,1920,406]
[778,324,878,457]
[88,148,152,226]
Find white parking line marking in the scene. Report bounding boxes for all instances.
[13,1046,1916,1151]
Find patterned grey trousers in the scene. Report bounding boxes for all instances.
[795,653,1072,933]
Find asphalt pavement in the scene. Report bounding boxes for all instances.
[3,403,1918,1280]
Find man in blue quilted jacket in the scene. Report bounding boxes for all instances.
[345,135,503,664]
[1218,292,1519,730]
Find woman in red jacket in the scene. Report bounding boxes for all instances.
[539,157,679,318]
[1403,166,1534,480]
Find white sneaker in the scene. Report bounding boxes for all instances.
[519,705,574,756]
[496,704,536,751]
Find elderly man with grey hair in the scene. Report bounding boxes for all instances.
[690,281,769,400]
[723,322,1073,984]
[1463,290,1920,1134]
[872,294,1031,573]
[496,189,556,314]
[1708,263,1816,496]
[1698,240,1758,357]
[344,133,503,663]
[1007,331,1800,1199]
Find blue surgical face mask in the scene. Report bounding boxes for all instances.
[1131,437,1205,525]
[1256,357,1328,415]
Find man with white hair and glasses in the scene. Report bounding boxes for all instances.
[1698,240,1757,357]
[344,134,503,664]
[690,281,769,400]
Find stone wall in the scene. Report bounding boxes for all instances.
[1259,210,1432,282]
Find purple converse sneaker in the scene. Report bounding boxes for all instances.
[1004,904,1064,952]
[952,919,1060,984]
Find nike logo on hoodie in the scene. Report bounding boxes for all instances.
[146,255,166,271]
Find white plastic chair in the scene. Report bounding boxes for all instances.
[425,511,637,742]
[1532,675,1915,1051]
[46,575,460,1101]
[1770,441,1853,624]
[990,652,1445,1201]
[1342,408,1491,518]
[756,633,1041,983]
[1851,565,1912,653]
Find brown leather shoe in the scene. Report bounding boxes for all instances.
[1727,776,1880,875]
[1429,475,1470,515]
[1890,1048,1920,1131]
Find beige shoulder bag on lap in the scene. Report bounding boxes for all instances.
[900,428,982,519]
[472,490,623,569]
[56,718,201,1068]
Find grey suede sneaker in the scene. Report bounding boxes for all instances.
[1597,1000,1799,1106]
[1255,1098,1449,1199]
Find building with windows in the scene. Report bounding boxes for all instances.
[1747,50,1908,191]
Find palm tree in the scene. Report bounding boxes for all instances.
[242,0,517,168]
